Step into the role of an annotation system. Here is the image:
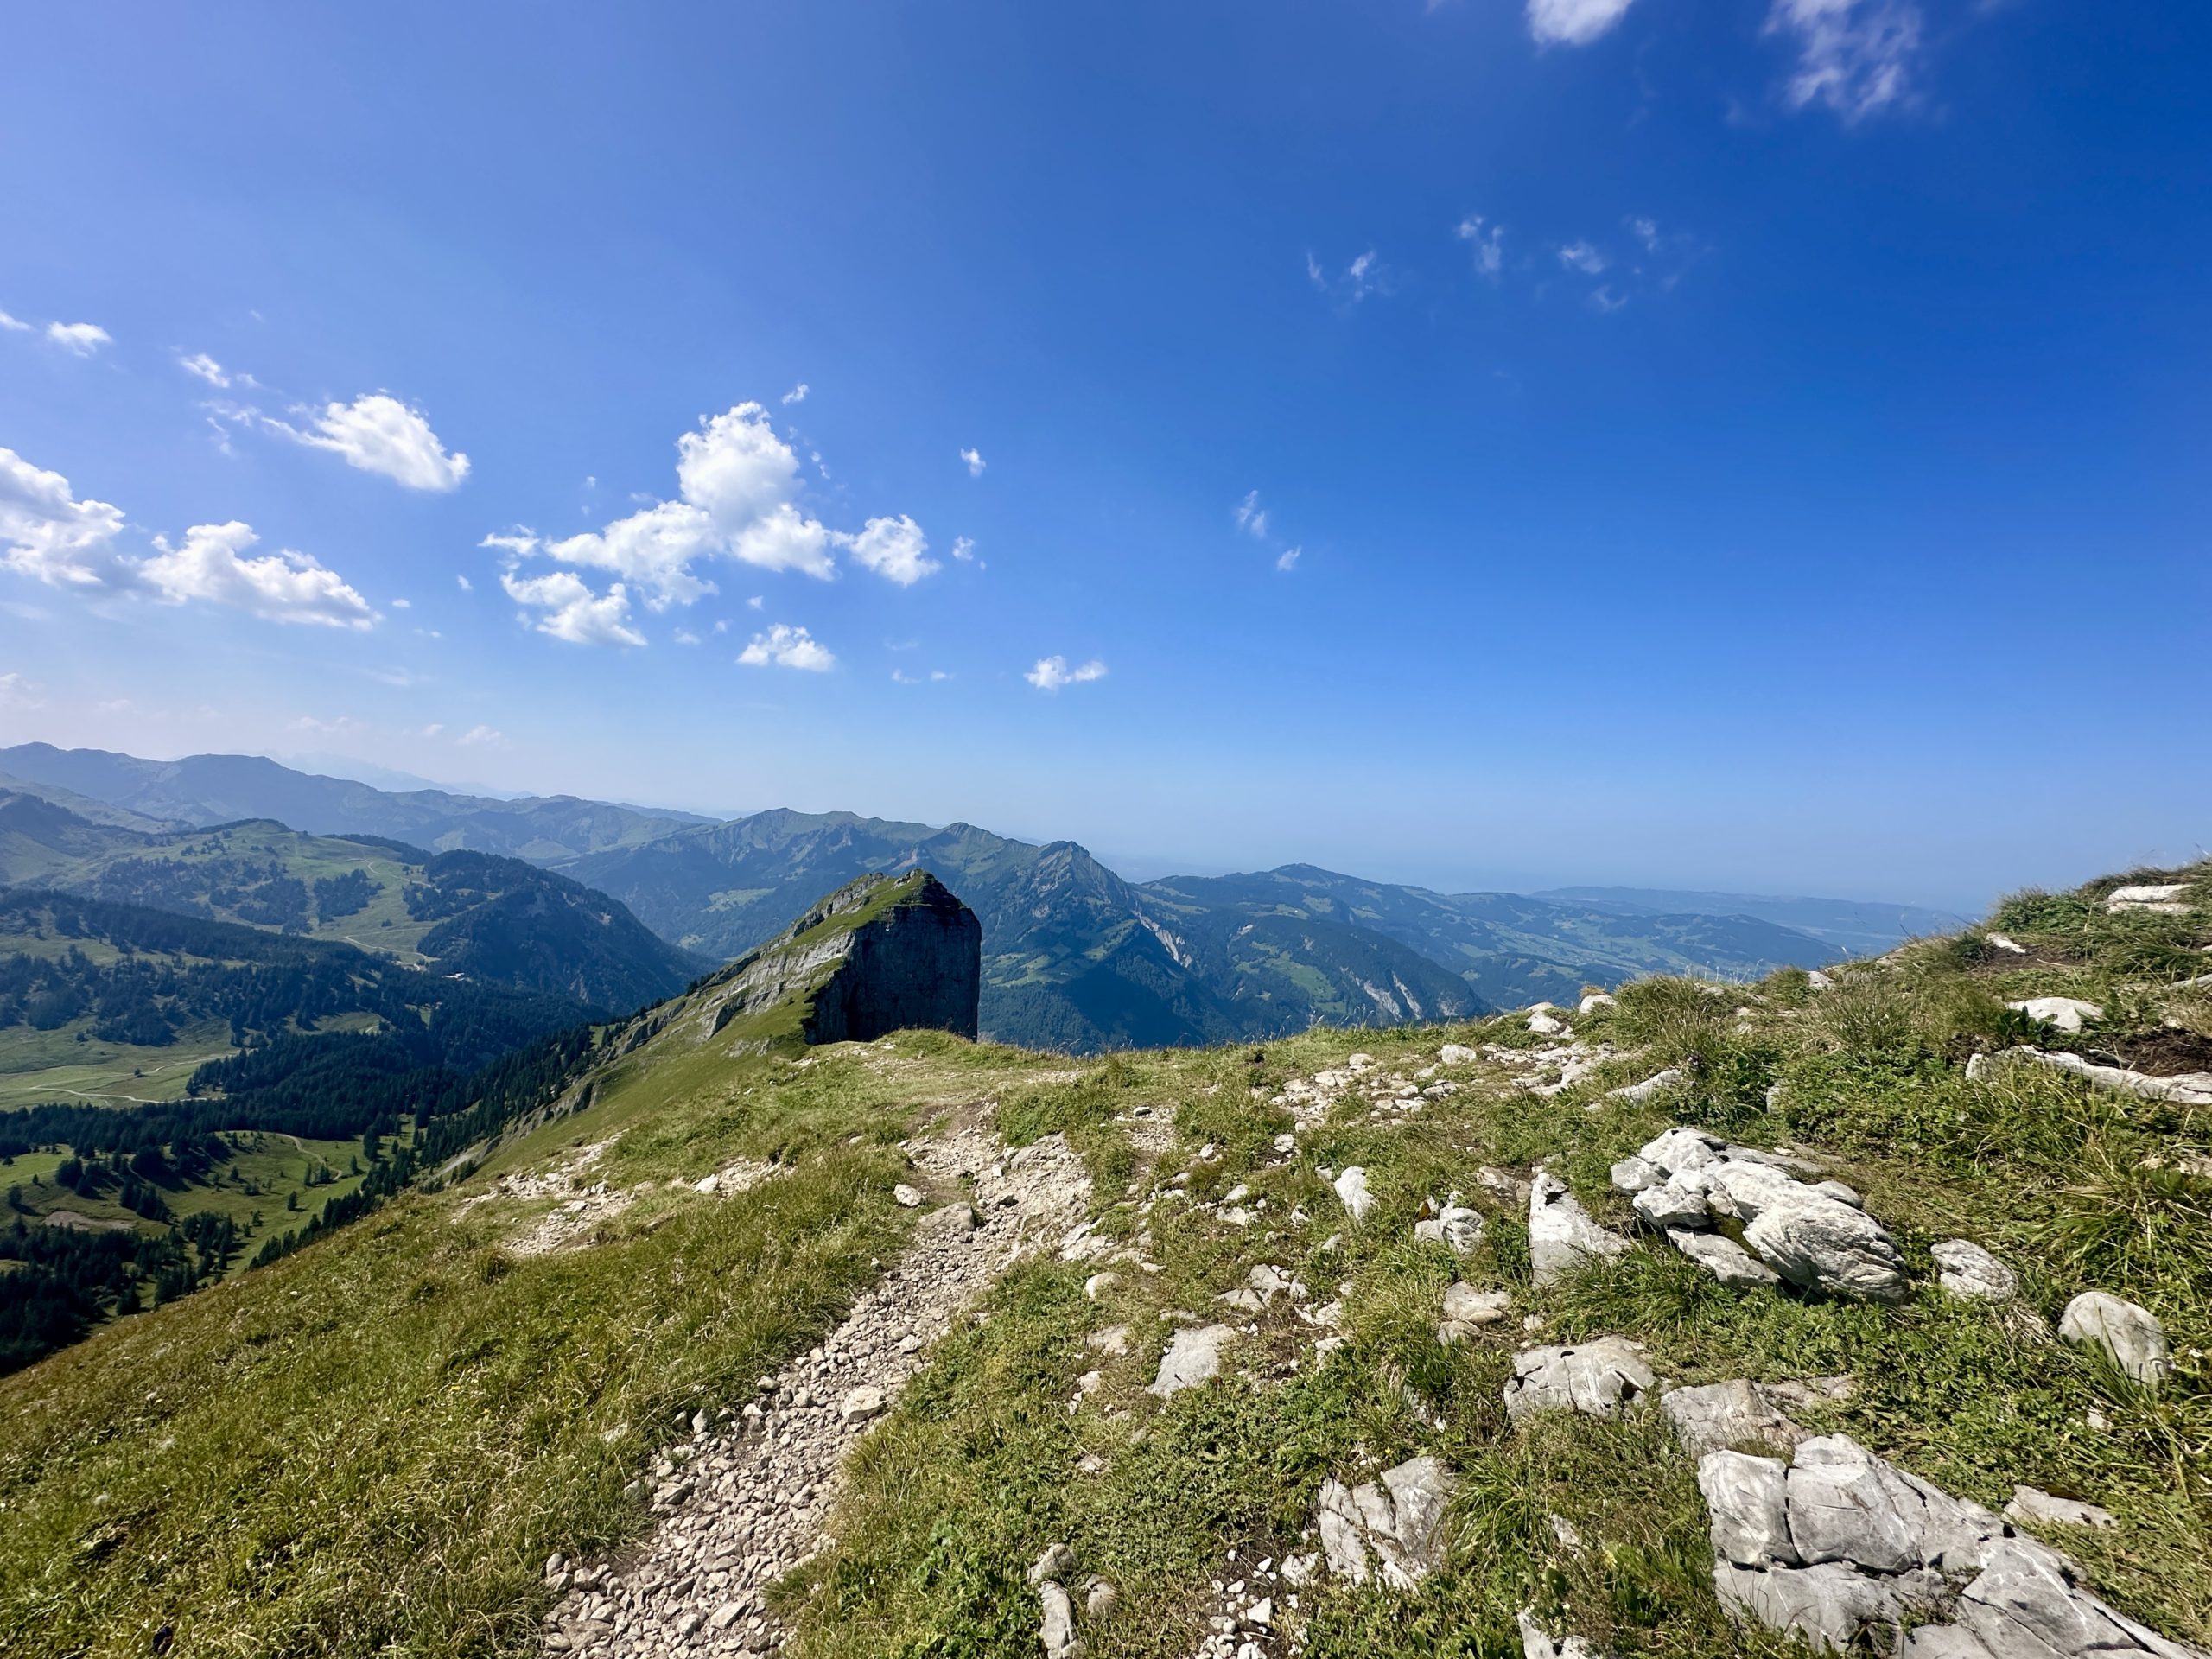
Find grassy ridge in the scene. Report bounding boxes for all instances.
[0,861,2206,1657]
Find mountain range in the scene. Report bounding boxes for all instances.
[0,743,1919,1051]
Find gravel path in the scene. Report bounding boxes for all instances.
[541,1123,1092,1656]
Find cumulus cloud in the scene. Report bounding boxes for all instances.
[179,353,230,387]
[0,446,130,588]
[1526,0,1638,46]
[960,447,986,478]
[46,321,111,356]
[781,382,809,404]
[1557,240,1609,275]
[841,515,938,586]
[490,401,935,626]
[1235,491,1269,540]
[1457,216,1507,281]
[287,393,470,491]
[738,623,836,671]
[1766,0,1923,119]
[1025,655,1108,691]
[140,521,378,629]
[501,569,645,647]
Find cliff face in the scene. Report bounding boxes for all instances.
[705,871,980,1046]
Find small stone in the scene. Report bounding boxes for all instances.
[1931,1241,2018,1303]
[1439,1281,1511,1344]
[893,1183,925,1207]
[1243,1598,1274,1627]
[838,1386,887,1421]
[1084,1272,1121,1302]
[1503,1337,1657,1421]
[1333,1166,1374,1222]
[1439,1043,1479,1065]
[1085,1579,1118,1619]
[1028,1542,1078,1586]
[2006,996,2105,1033]
[1150,1324,1234,1397]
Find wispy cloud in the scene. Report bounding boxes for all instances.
[1026,655,1108,691]
[178,352,230,387]
[960,447,986,478]
[781,382,809,404]
[1557,240,1609,276]
[1765,0,1923,120]
[0,309,29,333]
[1306,249,1392,305]
[1275,546,1302,573]
[1235,491,1269,540]
[1457,216,1507,281]
[1526,0,1638,47]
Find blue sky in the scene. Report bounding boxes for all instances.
[2,1,2207,910]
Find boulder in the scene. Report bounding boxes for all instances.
[1149,1324,1234,1398]
[2056,1293,2170,1385]
[1931,1241,2018,1304]
[2105,883,2192,914]
[1503,1337,1656,1421]
[1315,1455,1456,1590]
[1528,1172,1631,1286]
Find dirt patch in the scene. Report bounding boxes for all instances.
[2100,1028,2212,1077]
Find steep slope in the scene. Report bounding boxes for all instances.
[0,800,701,1012]
[0,742,709,860]
[2,857,2205,1658]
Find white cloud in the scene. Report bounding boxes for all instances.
[457,724,504,747]
[951,536,977,562]
[960,447,986,478]
[1766,0,1923,120]
[1457,216,1507,281]
[500,569,645,647]
[179,352,229,387]
[891,668,951,684]
[0,309,29,333]
[1627,215,1661,251]
[421,722,445,738]
[782,382,809,404]
[1557,241,1609,275]
[0,447,130,588]
[140,521,378,629]
[1526,0,1638,47]
[289,393,471,491]
[456,573,474,592]
[1235,491,1269,540]
[1590,286,1630,314]
[0,671,41,707]
[1276,546,1302,572]
[738,623,836,671]
[840,514,938,586]
[1307,250,1390,304]
[744,597,761,612]
[391,597,411,609]
[46,321,111,356]
[1025,655,1108,691]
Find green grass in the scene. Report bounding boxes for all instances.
[2,860,2209,1658]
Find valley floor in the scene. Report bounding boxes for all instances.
[1,863,2207,1659]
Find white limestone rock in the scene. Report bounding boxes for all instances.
[1662,1379,1803,1458]
[1669,1229,1782,1288]
[2003,1485,2116,1531]
[1439,1282,1511,1344]
[1528,1171,1630,1286]
[1503,1337,1657,1421]
[2007,996,2105,1033]
[1333,1166,1375,1222]
[1149,1324,1235,1398]
[2057,1292,2171,1385]
[1932,1241,2019,1304]
[1314,1455,1456,1591]
[1607,1069,1685,1104]
[2106,883,2193,914]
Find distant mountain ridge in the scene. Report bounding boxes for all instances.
[0,743,709,861]
[3,745,1892,1052]
[1534,885,1971,957]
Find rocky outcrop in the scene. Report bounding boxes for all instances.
[701,871,981,1046]
[1698,1435,2209,1658]
[1313,1455,1456,1589]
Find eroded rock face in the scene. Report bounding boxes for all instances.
[1314,1455,1456,1590]
[706,871,982,1046]
[1698,1435,2208,1658]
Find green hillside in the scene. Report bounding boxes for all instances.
[0,793,704,1013]
[0,857,2204,1658]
